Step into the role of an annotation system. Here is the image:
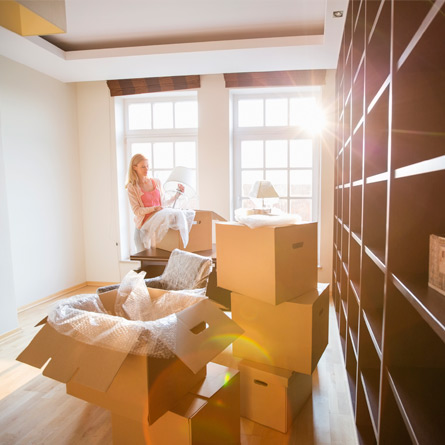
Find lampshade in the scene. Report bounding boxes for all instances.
[248,180,279,199]
[164,166,196,198]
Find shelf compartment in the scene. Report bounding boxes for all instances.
[352,64,364,150]
[351,122,363,183]
[342,225,350,265]
[349,235,362,294]
[350,182,362,236]
[364,84,389,178]
[391,8,445,170]
[356,373,377,445]
[387,367,445,445]
[365,0,391,108]
[361,251,385,352]
[384,282,445,443]
[346,331,358,410]
[389,169,445,288]
[378,370,413,445]
[343,186,350,227]
[341,261,349,311]
[358,318,382,436]
[343,141,351,186]
[363,180,387,260]
[348,282,360,354]
[344,95,352,147]
[339,297,347,357]
[366,0,384,43]
[334,273,341,315]
[391,274,445,343]
[393,0,438,66]
[385,282,445,371]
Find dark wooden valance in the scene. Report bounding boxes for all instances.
[223,70,326,88]
[107,75,201,97]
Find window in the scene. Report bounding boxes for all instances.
[232,88,322,222]
[120,92,198,255]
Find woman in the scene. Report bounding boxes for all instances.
[126,154,183,251]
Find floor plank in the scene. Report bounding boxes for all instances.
[0,286,359,444]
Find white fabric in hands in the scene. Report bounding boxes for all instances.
[140,208,196,249]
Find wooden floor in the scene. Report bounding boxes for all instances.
[0,286,359,445]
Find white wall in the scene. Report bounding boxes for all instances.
[198,75,231,219]
[0,56,85,315]
[318,70,336,284]
[0,114,18,335]
[76,82,121,282]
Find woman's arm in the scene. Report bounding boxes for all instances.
[160,179,184,207]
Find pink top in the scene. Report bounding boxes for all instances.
[127,179,162,229]
[141,179,161,225]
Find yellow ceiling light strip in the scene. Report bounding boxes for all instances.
[0,0,65,36]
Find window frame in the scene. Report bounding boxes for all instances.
[120,92,199,257]
[231,88,321,222]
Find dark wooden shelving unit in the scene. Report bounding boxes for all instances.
[332,1,445,443]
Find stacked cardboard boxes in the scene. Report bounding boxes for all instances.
[215,221,330,433]
[17,288,244,444]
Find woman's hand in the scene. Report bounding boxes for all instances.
[152,205,162,212]
[176,184,185,196]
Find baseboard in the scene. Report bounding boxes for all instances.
[0,327,21,342]
[17,282,88,313]
[86,281,118,288]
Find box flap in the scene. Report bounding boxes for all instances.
[170,392,208,419]
[175,299,244,373]
[191,362,239,399]
[17,323,129,392]
[193,209,226,222]
[238,359,294,387]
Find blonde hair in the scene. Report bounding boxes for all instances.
[126,154,148,188]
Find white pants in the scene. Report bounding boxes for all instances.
[134,228,145,252]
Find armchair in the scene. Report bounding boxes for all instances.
[97,249,213,295]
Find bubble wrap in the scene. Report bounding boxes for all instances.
[140,208,196,249]
[47,272,205,358]
[234,208,302,228]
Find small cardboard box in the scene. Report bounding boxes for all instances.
[215,222,318,305]
[429,234,445,296]
[239,359,312,433]
[111,362,240,445]
[231,283,329,375]
[17,288,244,425]
[157,210,225,253]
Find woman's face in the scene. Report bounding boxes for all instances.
[133,159,149,179]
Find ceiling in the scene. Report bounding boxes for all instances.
[0,0,348,83]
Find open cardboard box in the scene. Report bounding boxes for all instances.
[231,283,329,375]
[215,222,318,305]
[111,362,240,445]
[239,359,312,433]
[157,211,226,253]
[17,287,243,425]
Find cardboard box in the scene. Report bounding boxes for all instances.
[239,359,312,433]
[429,234,445,296]
[215,222,318,305]
[17,288,244,425]
[231,283,329,375]
[157,210,225,253]
[111,362,240,445]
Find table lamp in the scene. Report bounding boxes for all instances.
[248,180,279,214]
[164,166,196,208]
